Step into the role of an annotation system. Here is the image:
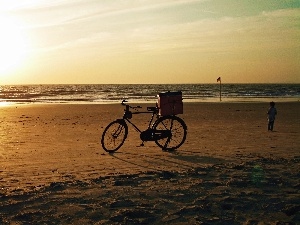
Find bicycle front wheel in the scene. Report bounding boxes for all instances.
[101,119,128,153]
[153,116,187,151]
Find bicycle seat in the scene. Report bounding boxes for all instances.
[147,107,157,112]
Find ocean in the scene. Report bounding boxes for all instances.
[0,84,299,104]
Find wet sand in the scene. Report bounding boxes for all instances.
[0,102,299,224]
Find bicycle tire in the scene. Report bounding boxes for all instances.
[153,115,187,151]
[101,119,128,153]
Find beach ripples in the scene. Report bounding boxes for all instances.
[1,156,299,225]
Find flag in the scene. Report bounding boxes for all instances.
[217,77,221,82]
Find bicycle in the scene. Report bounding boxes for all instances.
[101,98,187,153]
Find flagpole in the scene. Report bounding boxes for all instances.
[217,77,222,101]
[219,79,222,101]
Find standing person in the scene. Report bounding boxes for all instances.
[267,101,277,131]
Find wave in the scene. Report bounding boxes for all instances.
[0,84,299,104]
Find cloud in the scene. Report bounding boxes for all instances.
[45,8,300,58]
[15,0,299,62]
[22,1,211,51]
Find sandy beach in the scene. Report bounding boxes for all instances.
[0,102,299,224]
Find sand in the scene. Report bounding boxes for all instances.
[0,102,299,224]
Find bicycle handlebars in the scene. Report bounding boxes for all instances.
[121,100,159,114]
[121,99,142,110]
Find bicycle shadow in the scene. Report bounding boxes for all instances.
[109,151,165,172]
[108,148,227,173]
[168,150,228,165]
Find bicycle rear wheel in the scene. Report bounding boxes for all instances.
[153,116,187,151]
[101,119,128,153]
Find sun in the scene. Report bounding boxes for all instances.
[0,13,29,75]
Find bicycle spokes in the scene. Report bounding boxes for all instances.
[112,125,124,138]
[101,120,128,153]
[153,116,187,151]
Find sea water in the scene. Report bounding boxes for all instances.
[0,84,299,104]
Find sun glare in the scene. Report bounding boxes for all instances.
[0,14,29,75]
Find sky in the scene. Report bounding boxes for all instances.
[0,0,299,84]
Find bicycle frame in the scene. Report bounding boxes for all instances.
[122,102,159,134]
